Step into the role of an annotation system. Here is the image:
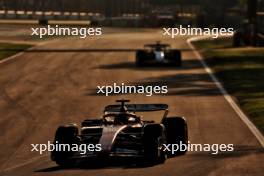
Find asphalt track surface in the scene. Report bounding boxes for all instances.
[0,29,263,176]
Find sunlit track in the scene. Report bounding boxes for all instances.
[0,29,263,176]
[187,36,264,147]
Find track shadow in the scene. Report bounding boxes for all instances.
[85,72,222,97]
[132,73,222,96]
[35,145,263,172]
[0,48,199,53]
[96,59,202,71]
[35,159,158,172]
[189,145,264,159]
[214,145,264,158]
[35,166,63,172]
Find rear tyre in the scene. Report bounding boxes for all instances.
[51,124,80,166]
[257,35,264,46]
[233,32,242,47]
[136,50,146,66]
[168,50,182,67]
[143,124,167,165]
[162,117,188,156]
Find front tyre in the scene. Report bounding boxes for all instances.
[162,117,188,156]
[51,124,80,166]
[143,124,167,165]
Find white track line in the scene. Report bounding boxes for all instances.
[0,50,25,64]
[187,36,264,147]
[0,39,59,173]
[0,39,59,65]
[2,154,48,173]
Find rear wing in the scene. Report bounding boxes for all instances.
[104,104,168,112]
[144,44,170,49]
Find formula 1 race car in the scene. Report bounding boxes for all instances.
[136,41,182,66]
[51,99,188,166]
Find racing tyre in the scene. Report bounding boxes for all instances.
[169,50,182,67]
[162,117,188,156]
[256,35,264,47]
[233,32,242,47]
[136,50,146,66]
[51,124,80,167]
[143,124,167,165]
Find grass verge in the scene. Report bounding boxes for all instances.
[0,43,32,61]
[193,37,264,134]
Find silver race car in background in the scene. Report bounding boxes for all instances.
[136,41,182,66]
[51,99,188,166]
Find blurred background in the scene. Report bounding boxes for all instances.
[0,0,263,45]
[0,0,262,27]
